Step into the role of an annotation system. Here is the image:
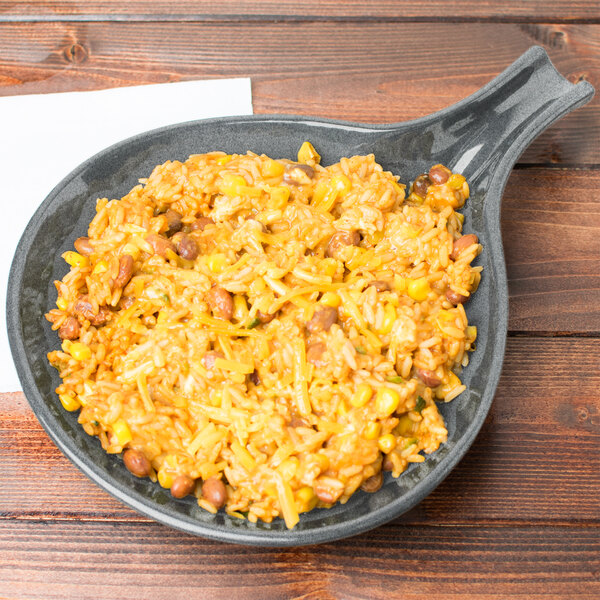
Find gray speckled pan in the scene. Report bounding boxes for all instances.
[7,46,594,546]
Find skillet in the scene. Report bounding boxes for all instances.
[6,46,594,546]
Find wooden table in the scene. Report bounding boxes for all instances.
[1,2,599,598]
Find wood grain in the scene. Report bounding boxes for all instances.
[503,169,600,332]
[2,339,598,524]
[1,0,599,21]
[0,22,597,165]
[0,520,598,600]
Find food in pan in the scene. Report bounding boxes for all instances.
[46,142,481,528]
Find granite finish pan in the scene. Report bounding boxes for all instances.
[7,46,594,546]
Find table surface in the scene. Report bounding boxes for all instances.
[1,2,599,599]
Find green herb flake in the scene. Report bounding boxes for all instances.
[355,346,367,355]
[91,420,100,427]
[404,438,418,449]
[246,317,260,329]
[386,375,404,384]
[415,396,426,413]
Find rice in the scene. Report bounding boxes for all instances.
[46,143,481,529]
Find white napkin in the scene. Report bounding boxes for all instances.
[1,78,253,392]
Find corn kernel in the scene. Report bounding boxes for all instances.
[92,260,109,275]
[378,433,397,454]
[156,309,168,325]
[407,192,424,204]
[112,419,132,446]
[278,457,299,480]
[263,158,285,177]
[233,295,249,321]
[311,180,339,212]
[375,387,401,417]
[297,141,321,165]
[311,179,329,206]
[207,253,228,273]
[264,484,278,498]
[331,174,351,197]
[397,414,414,435]
[364,420,381,440]
[320,292,341,308]
[59,393,80,412]
[122,242,141,261]
[68,342,91,361]
[218,173,248,197]
[56,297,68,311]
[216,154,232,166]
[268,185,290,209]
[321,258,338,277]
[407,277,431,302]
[63,251,89,268]
[393,181,406,198]
[366,230,384,245]
[157,468,173,489]
[210,390,223,407]
[378,303,397,335]
[448,173,466,190]
[466,325,477,341]
[351,383,373,408]
[314,453,330,473]
[296,486,318,513]
[334,398,347,417]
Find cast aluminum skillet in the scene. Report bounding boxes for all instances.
[7,46,594,546]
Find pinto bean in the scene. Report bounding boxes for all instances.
[119,296,135,310]
[450,234,479,261]
[206,286,234,320]
[175,234,199,261]
[428,164,451,185]
[314,477,344,505]
[283,163,315,185]
[74,237,94,256]
[190,217,214,232]
[123,448,151,478]
[289,414,308,428]
[367,280,391,293]
[164,209,183,236]
[360,471,383,493]
[249,370,260,386]
[202,477,227,509]
[326,230,360,258]
[306,342,327,367]
[412,174,431,198]
[113,254,134,289]
[145,233,176,258]
[383,455,395,471]
[58,316,80,340]
[201,350,224,369]
[446,288,468,305]
[73,295,111,326]
[170,475,196,499]
[306,306,338,334]
[417,368,442,388]
[256,310,276,324]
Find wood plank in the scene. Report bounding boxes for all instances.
[0,22,597,165]
[0,520,598,600]
[503,169,600,332]
[0,0,599,21]
[2,339,598,524]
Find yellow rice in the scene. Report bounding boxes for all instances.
[46,143,481,528]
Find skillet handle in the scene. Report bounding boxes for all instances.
[447,46,594,182]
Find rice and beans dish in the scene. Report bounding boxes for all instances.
[46,142,481,528]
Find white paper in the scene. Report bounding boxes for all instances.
[1,78,253,391]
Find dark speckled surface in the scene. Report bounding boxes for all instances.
[6,46,594,546]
